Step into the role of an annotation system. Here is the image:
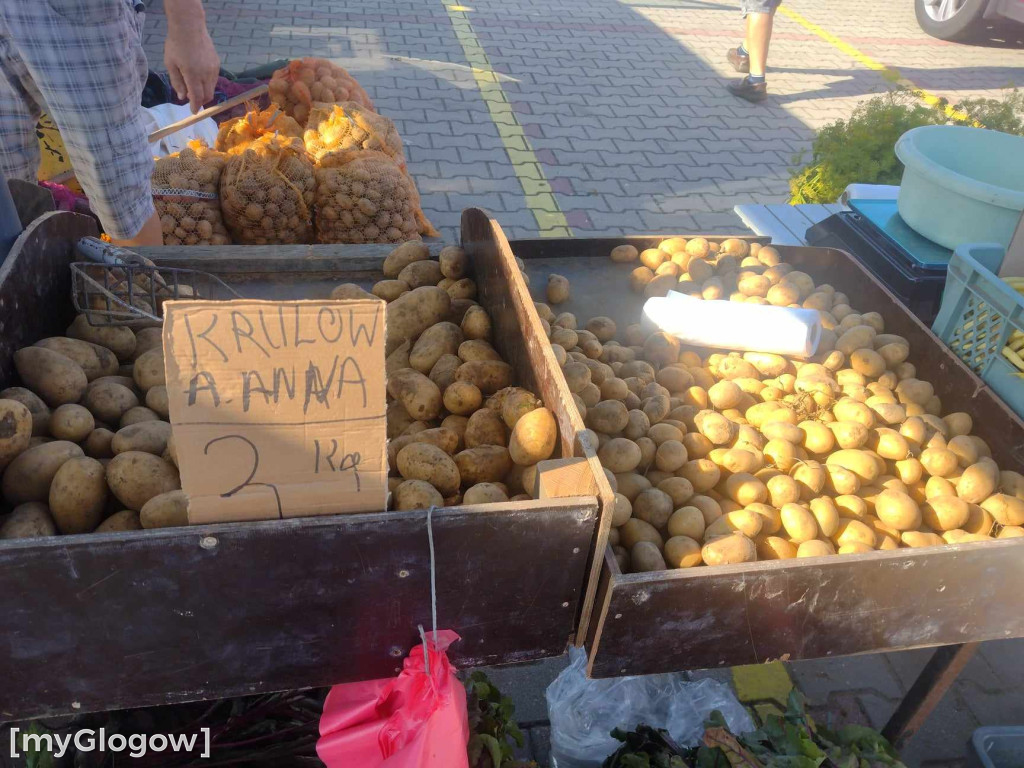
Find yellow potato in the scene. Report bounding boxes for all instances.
[509,407,557,465]
[631,541,667,572]
[383,241,430,278]
[780,503,819,543]
[874,489,922,531]
[47,456,107,534]
[797,539,836,558]
[705,509,763,539]
[901,530,946,548]
[14,347,88,407]
[455,445,512,486]
[722,472,767,506]
[663,535,702,568]
[140,489,190,528]
[957,461,998,504]
[105,451,181,511]
[833,519,876,549]
[701,533,756,566]
[922,495,970,531]
[757,535,797,560]
[809,496,840,537]
[620,517,663,549]
[981,493,1024,526]
[826,449,880,483]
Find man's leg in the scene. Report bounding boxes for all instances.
[746,11,774,78]
[0,17,44,184]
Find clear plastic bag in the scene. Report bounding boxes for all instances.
[545,647,754,768]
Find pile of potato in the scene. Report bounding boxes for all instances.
[215,107,303,155]
[314,152,432,244]
[268,58,374,125]
[151,142,232,246]
[0,316,185,539]
[531,237,1024,574]
[341,241,560,509]
[303,102,405,166]
[219,135,316,245]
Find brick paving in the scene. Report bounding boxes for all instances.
[139,2,1024,765]
[142,0,1024,241]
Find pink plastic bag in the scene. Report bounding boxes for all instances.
[318,630,470,768]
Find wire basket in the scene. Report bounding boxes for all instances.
[71,261,240,326]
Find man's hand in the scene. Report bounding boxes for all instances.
[163,0,220,113]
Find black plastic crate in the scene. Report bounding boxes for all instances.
[806,210,948,324]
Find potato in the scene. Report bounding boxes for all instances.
[901,530,945,548]
[329,282,376,301]
[620,517,663,549]
[441,381,481,416]
[373,279,411,302]
[130,348,165,394]
[666,506,705,540]
[140,489,189,528]
[609,244,639,263]
[874,489,921,531]
[921,447,958,478]
[779,503,818,543]
[755,536,795,560]
[616,472,652,502]
[0,387,50,437]
[797,539,835,558]
[67,314,136,361]
[0,502,56,539]
[659,535,701,568]
[998,526,1024,539]
[722,472,767,506]
[705,509,763,539]
[826,449,880,484]
[386,286,451,355]
[95,510,143,533]
[832,519,876,549]
[509,407,557,465]
[922,495,970,531]
[13,347,88,407]
[120,406,159,428]
[396,260,443,290]
[792,462,827,499]
[586,399,628,435]
[679,459,721,493]
[456,482,506,506]
[458,410,504,449]
[981,493,1024,526]
[111,421,172,456]
[438,245,467,279]
[745,502,780,535]
[546,274,570,305]
[0,397,33,470]
[33,337,117,381]
[695,410,734,445]
[455,445,512,486]
[409,322,464,374]
[633,488,674,529]
[388,368,443,421]
[106,451,180,511]
[2,440,83,505]
[957,461,998,504]
[799,421,835,454]
[454,360,513,395]
[48,456,108,534]
[629,541,665,572]
[383,241,429,278]
[598,437,641,474]
[702,533,756,566]
[806,496,839,537]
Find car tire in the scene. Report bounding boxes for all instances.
[915,0,989,40]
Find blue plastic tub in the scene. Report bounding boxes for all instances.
[972,727,1024,768]
[932,243,1024,419]
[895,125,1024,251]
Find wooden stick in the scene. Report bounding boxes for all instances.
[146,84,269,144]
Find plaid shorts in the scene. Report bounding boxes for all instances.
[741,0,783,15]
[0,0,154,239]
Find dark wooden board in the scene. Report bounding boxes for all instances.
[0,210,97,385]
[0,220,601,719]
[591,538,1024,677]
[0,498,595,718]
[507,236,1024,677]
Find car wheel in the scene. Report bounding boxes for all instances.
[915,0,989,40]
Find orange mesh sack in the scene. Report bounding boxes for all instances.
[303,102,405,167]
[220,135,315,244]
[215,107,303,154]
[151,140,231,246]
[314,151,438,244]
[268,58,374,125]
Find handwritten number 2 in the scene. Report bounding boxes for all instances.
[204,435,284,519]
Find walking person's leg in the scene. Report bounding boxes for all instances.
[726,0,780,103]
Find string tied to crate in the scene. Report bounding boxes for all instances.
[416,505,438,678]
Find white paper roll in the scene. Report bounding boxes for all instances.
[643,291,822,357]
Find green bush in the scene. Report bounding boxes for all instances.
[789,88,1024,205]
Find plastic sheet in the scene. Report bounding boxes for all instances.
[546,647,753,768]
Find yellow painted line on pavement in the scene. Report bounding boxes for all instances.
[777,5,976,124]
[443,4,571,236]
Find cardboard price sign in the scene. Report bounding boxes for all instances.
[163,299,387,524]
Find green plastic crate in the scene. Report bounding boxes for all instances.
[932,243,1024,418]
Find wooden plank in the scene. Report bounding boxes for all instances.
[0,210,97,386]
[0,497,596,719]
[461,209,616,645]
[589,540,1022,677]
[882,643,979,749]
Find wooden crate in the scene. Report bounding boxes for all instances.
[508,235,1024,678]
[0,210,602,720]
